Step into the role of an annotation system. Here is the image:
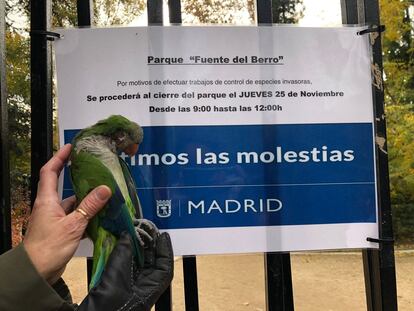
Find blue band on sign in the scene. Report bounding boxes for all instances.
[63,123,376,229]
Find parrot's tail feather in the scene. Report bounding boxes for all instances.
[89,249,106,289]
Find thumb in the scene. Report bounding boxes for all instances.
[69,185,112,226]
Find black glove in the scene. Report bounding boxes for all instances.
[77,232,174,311]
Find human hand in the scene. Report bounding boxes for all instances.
[23,144,112,285]
[77,232,174,311]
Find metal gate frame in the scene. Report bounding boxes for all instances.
[0,0,398,310]
[0,0,11,257]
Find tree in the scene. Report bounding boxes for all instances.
[272,0,304,23]
[380,0,414,242]
[6,31,30,178]
[386,104,414,242]
[4,29,31,241]
[182,0,303,24]
[381,0,414,107]
[182,0,255,24]
[92,0,145,26]
[13,0,146,28]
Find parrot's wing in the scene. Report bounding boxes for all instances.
[70,150,144,267]
[69,149,117,203]
[119,157,143,218]
[100,185,145,267]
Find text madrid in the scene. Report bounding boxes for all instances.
[187,198,283,214]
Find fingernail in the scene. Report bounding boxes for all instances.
[96,186,112,201]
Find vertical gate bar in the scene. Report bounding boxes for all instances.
[359,0,398,310]
[356,0,366,25]
[342,1,398,310]
[0,0,12,255]
[86,258,93,286]
[265,253,294,311]
[156,279,173,309]
[76,0,95,285]
[256,1,294,310]
[340,0,358,24]
[148,0,164,24]
[341,1,374,309]
[183,256,199,311]
[362,249,382,311]
[148,1,170,309]
[165,1,200,310]
[30,0,53,206]
[168,0,182,24]
[256,0,272,24]
[77,0,93,27]
[165,2,201,310]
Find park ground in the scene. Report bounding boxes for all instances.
[63,250,414,310]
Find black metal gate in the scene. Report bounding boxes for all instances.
[0,1,398,310]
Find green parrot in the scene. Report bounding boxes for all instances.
[69,115,151,289]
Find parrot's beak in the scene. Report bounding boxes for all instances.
[125,143,139,156]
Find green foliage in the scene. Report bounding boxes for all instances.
[182,0,255,24]
[15,0,145,27]
[52,0,77,27]
[381,0,414,242]
[182,0,303,24]
[381,0,414,106]
[92,0,145,26]
[386,104,414,242]
[272,0,304,23]
[6,31,31,197]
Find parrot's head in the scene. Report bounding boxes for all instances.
[89,115,143,156]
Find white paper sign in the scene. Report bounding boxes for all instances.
[55,26,379,255]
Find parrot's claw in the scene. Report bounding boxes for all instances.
[133,218,159,248]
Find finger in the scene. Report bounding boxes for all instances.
[67,185,112,226]
[61,196,77,214]
[37,144,72,198]
[45,144,72,173]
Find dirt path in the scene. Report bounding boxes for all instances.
[63,251,414,310]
